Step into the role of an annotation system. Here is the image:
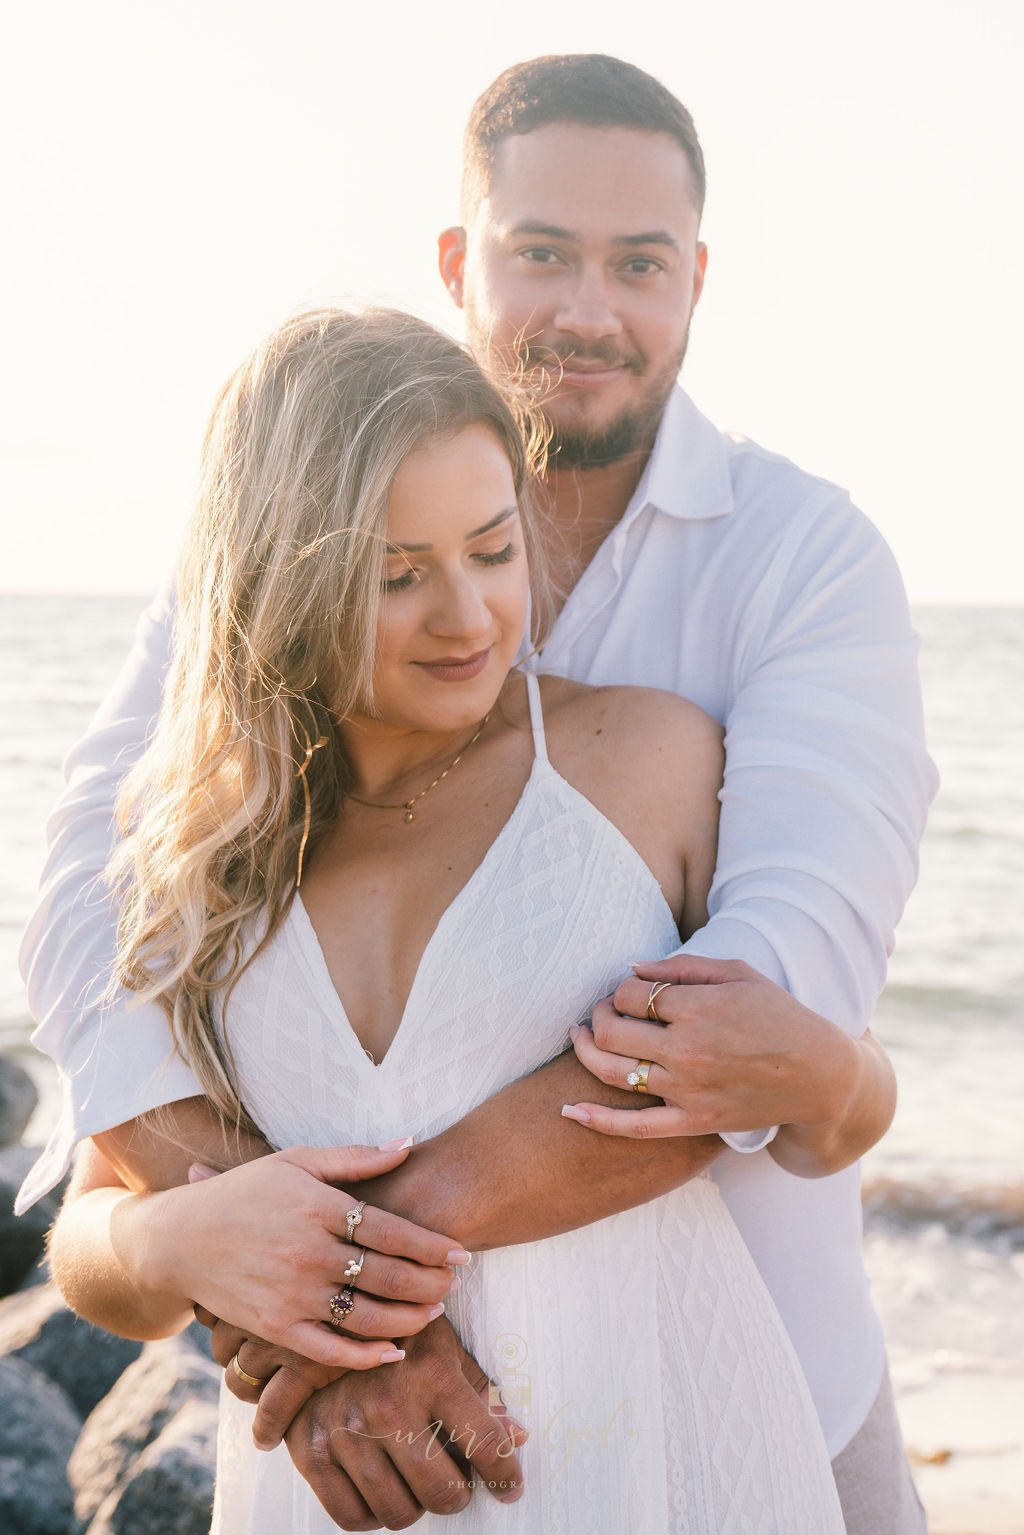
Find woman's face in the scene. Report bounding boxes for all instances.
[369,423,531,734]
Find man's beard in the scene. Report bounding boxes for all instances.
[547,394,667,469]
[528,329,690,471]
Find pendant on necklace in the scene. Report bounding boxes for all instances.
[403,805,415,825]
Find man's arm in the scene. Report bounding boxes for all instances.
[672,487,937,1171]
[92,1051,722,1247]
[15,583,204,1217]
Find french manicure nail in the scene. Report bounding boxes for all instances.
[568,1025,580,1042]
[428,1303,446,1320]
[380,1348,406,1363]
[561,1104,592,1125]
[377,1136,415,1151]
[188,1162,220,1182]
[446,1248,471,1265]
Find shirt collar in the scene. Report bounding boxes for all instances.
[625,385,735,525]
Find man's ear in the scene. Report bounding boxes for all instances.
[692,242,709,309]
[438,226,467,308]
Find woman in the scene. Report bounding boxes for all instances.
[49,308,844,1532]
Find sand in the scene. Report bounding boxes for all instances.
[897,1370,1024,1534]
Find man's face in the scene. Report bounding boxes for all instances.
[441,123,707,467]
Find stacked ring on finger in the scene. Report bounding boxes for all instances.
[343,1247,367,1286]
[646,981,672,1022]
[345,1199,366,1243]
[626,1060,654,1093]
[328,1287,356,1328]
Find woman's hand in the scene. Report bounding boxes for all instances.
[142,1142,469,1368]
[561,954,851,1141]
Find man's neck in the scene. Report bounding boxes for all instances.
[544,450,650,594]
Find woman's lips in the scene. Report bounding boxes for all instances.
[414,649,491,682]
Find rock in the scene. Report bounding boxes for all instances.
[0,1145,61,1296]
[0,1054,38,1147]
[69,1333,220,1531]
[0,1355,81,1534]
[83,1400,218,1535]
[17,1255,52,1290]
[0,1281,143,1417]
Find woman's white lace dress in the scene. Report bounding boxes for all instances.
[212,674,845,1534]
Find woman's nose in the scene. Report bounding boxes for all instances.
[427,572,492,639]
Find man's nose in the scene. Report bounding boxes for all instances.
[552,268,623,343]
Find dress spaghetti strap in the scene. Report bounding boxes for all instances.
[523,670,549,764]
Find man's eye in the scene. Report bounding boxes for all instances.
[622,257,662,276]
[520,248,562,266]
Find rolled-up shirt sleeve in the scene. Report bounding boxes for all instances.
[682,492,939,1152]
[15,582,201,1213]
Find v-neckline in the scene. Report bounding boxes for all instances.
[287,755,544,1071]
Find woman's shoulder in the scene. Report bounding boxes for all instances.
[536,674,723,766]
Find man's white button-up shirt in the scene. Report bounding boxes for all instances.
[17,385,937,1457]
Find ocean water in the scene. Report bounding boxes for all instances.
[2,596,1022,1424]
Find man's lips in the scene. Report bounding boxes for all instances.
[530,353,638,389]
[552,363,629,388]
[414,649,491,681]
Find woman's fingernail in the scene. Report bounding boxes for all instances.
[428,1303,446,1320]
[446,1248,471,1266]
[568,1025,580,1042]
[380,1348,406,1363]
[188,1162,220,1182]
[377,1136,415,1151]
[561,1104,592,1125]
[449,1273,462,1291]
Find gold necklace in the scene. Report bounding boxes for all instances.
[346,712,492,825]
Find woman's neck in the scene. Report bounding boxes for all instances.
[338,710,495,802]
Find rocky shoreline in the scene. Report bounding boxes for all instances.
[0,1054,218,1535]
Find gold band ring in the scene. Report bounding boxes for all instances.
[646,981,672,1022]
[626,1060,654,1094]
[231,1352,267,1389]
[343,1247,367,1285]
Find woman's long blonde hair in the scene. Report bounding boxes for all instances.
[109,308,549,1134]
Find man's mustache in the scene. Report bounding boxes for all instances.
[521,342,643,372]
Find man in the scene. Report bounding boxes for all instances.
[19,55,935,1532]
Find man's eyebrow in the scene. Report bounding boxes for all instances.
[506,221,680,253]
[386,506,518,555]
[507,220,580,242]
[613,230,680,252]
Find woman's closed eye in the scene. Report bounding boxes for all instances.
[383,565,418,593]
[383,544,518,593]
[474,542,518,567]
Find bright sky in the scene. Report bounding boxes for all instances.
[2,0,1022,602]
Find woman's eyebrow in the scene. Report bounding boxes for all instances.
[387,506,518,555]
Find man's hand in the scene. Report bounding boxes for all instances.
[197,1309,349,1451]
[285,1316,527,1531]
[564,954,896,1176]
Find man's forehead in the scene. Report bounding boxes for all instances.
[480,122,700,231]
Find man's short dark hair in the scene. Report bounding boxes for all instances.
[461,54,706,220]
